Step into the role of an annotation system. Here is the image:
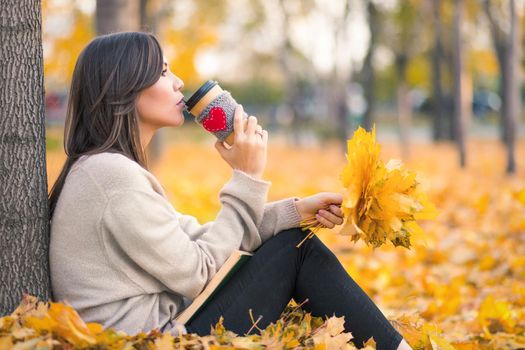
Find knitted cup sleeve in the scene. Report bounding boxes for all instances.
[195,91,242,142]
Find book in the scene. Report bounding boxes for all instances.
[175,250,253,325]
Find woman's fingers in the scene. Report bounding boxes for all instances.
[329,204,343,217]
[233,105,245,138]
[318,208,344,226]
[316,213,336,229]
[245,115,258,136]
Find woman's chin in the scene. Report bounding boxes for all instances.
[166,115,185,128]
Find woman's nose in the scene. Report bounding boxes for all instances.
[172,74,184,91]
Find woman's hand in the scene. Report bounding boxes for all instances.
[295,192,344,229]
[215,105,268,179]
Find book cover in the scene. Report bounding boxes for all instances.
[176,250,253,325]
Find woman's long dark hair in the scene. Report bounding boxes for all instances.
[48,32,164,220]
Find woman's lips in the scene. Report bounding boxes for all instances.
[176,97,185,106]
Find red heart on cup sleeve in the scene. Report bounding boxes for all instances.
[203,107,227,132]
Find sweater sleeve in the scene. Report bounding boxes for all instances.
[258,197,303,242]
[177,197,303,247]
[100,169,270,300]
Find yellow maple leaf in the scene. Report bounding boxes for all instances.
[422,324,456,350]
[25,301,101,345]
[154,332,175,350]
[478,296,516,336]
[324,316,347,337]
[312,316,354,350]
[391,314,426,349]
[513,188,525,206]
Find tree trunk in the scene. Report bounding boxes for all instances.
[333,80,349,153]
[483,0,518,173]
[139,0,165,164]
[0,0,50,315]
[278,0,300,146]
[396,56,411,160]
[362,0,378,132]
[504,0,518,174]
[431,0,446,141]
[453,0,467,168]
[140,0,148,30]
[96,0,140,35]
[484,0,511,145]
[333,0,351,152]
[95,0,168,164]
[445,58,457,141]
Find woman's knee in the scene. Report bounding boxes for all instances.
[263,228,338,264]
[299,230,340,263]
[255,227,307,255]
[274,227,310,245]
[274,228,334,256]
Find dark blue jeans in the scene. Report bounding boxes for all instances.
[185,228,403,349]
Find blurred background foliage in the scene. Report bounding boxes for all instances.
[42,0,524,172]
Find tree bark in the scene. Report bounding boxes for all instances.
[140,0,148,30]
[484,0,510,144]
[95,0,168,164]
[396,56,411,160]
[333,0,351,152]
[138,0,165,164]
[430,0,446,141]
[333,80,349,153]
[504,0,518,174]
[96,0,140,35]
[277,0,300,146]
[0,0,50,315]
[453,0,467,168]
[362,0,378,132]
[483,0,519,173]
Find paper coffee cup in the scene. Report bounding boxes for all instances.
[185,80,247,145]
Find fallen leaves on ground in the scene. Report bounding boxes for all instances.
[1,295,363,349]
[43,133,525,349]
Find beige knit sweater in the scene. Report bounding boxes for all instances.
[49,152,302,335]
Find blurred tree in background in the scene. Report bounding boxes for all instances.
[383,0,423,159]
[483,0,520,173]
[96,0,140,34]
[41,0,524,172]
[452,0,468,167]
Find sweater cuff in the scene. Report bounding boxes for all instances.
[258,196,304,242]
[219,169,272,206]
[232,169,272,186]
[280,197,303,228]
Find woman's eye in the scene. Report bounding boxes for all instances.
[161,69,168,76]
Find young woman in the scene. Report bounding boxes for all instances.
[48,32,411,350]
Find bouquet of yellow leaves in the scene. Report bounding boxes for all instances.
[301,126,438,249]
[340,126,438,248]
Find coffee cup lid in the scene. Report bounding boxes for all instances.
[186,80,218,111]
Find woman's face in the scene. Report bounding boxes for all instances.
[136,57,186,132]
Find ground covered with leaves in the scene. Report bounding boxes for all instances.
[1,295,376,349]
[36,135,525,349]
